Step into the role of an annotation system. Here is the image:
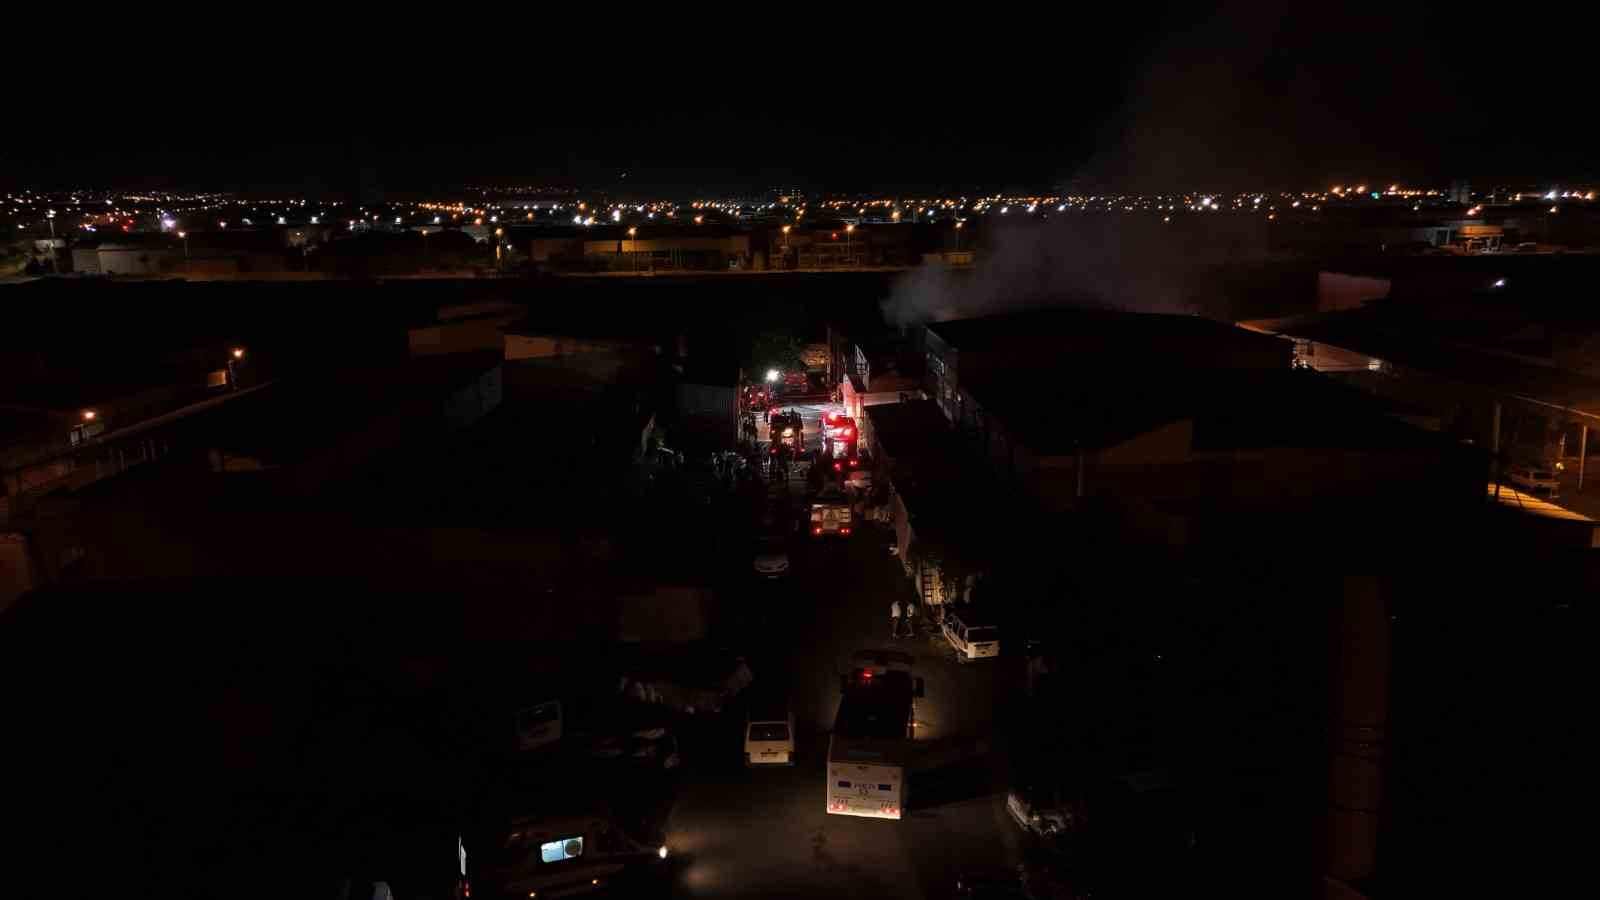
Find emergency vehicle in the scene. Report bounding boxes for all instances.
[826,650,923,820]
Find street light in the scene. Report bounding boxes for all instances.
[845,223,855,265]
[954,219,964,252]
[81,409,96,422]
[627,227,638,271]
[177,230,189,265]
[225,348,246,390]
[46,209,56,238]
[765,369,780,383]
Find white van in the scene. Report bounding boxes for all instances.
[745,700,795,766]
[941,608,1001,663]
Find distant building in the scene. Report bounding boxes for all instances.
[528,226,755,271]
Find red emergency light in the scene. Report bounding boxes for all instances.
[861,668,873,680]
[848,458,858,467]
[813,527,822,535]
[833,462,842,472]
[841,527,851,535]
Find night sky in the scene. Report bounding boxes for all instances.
[5,4,1591,195]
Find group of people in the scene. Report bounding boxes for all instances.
[889,598,920,638]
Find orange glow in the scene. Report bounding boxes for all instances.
[231,348,245,359]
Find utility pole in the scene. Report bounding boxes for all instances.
[1491,400,1502,499]
[1580,425,1589,492]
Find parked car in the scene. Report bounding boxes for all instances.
[1007,781,1079,838]
[589,727,681,772]
[1508,464,1560,497]
[942,607,1001,663]
[744,698,796,766]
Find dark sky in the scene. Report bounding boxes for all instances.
[4,4,1591,196]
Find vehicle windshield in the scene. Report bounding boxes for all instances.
[539,836,584,864]
[967,626,1000,643]
[518,703,559,727]
[749,722,790,742]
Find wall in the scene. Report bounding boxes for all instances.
[1318,272,1391,312]
[441,365,504,431]
[0,531,34,613]
[673,382,737,451]
[409,316,520,357]
[581,236,749,255]
[95,247,172,275]
[1297,340,1379,373]
[504,333,649,362]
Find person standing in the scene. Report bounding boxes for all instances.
[890,599,904,638]
[903,601,918,636]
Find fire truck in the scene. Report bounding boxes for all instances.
[769,410,805,452]
[822,412,858,459]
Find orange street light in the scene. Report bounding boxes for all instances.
[82,409,97,421]
[231,348,245,359]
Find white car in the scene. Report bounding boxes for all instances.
[1508,465,1560,497]
[941,608,1001,663]
[744,700,795,766]
[1006,787,1075,837]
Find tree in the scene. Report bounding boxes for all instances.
[751,330,806,377]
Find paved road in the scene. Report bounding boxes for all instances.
[665,418,1027,899]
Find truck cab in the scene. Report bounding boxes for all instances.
[769,411,805,451]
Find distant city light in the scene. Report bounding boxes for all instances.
[1493,279,1506,288]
